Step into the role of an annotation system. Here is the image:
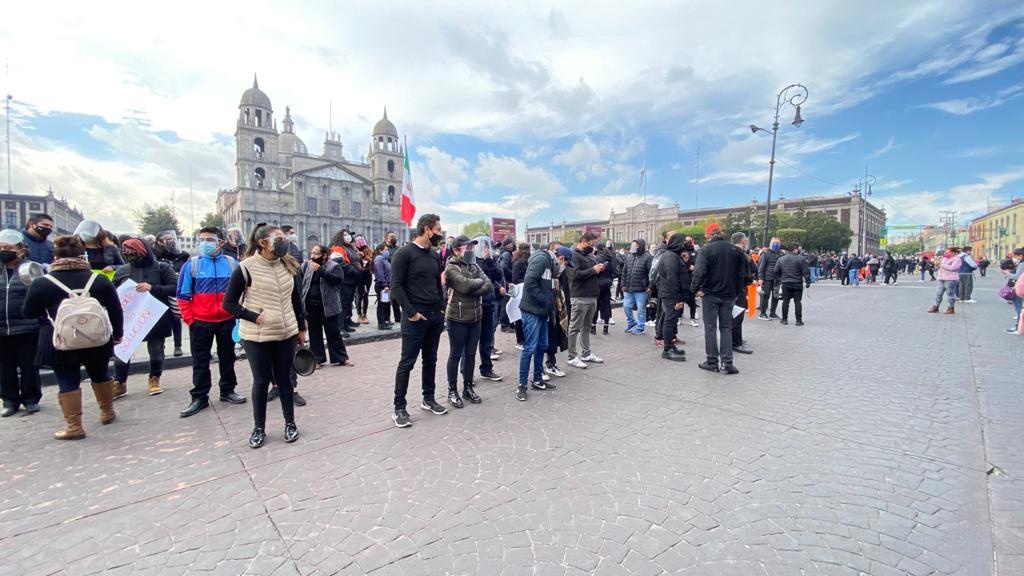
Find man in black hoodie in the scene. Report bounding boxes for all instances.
[691,223,745,374]
[656,234,687,362]
[756,237,783,320]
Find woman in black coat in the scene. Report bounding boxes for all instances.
[22,236,124,440]
[112,238,178,398]
[511,243,531,347]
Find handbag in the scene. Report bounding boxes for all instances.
[999,283,1016,301]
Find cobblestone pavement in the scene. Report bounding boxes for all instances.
[0,275,1020,575]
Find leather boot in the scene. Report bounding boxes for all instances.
[54,390,86,440]
[447,384,464,409]
[148,376,163,396]
[91,380,117,425]
[111,380,127,400]
[927,305,939,313]
[602,324,609,335]
[945,306,955,315]
[463,382,482,404]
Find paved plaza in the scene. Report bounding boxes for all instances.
[0,275,1021,575]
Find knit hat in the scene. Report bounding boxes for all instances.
[122,238,148,255]
[704,222,722,238]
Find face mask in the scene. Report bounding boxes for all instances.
[124,253,144,265]
[0,250,18,264]
[271,239,289,259]
[558,262,567,275]
[382,249,390,259]
[35,226,53,239]
[388,238,397,247]
[770,242,781,251]
[199,241,219,257]
[630,244,638,254]
[464,251,477,265]
[583,246,593,255]
[343,234,353,244]
[286,234,298,244]
[430,233,444,247]
[312,255,325,264]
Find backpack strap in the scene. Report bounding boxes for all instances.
[43,274,77,297]
[83,272,99,294]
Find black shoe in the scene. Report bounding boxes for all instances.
[179,397,210,417]
[590,326,597,335]
[463,384,482,404]
[602,324,609,335]
[722,364,740,375]
[795,320,804,326]
[662,348,687,362]
[377,324,392,331]
[267,386,279,401]
[448,389,464,409]
[342,331,351,339]
[516,388,528,401]
[248,427,266,449]
[284,422,299,443]
[345,323,359,332]
[25,403,40,414]
[698,361,720,373]
[293,392,307,406]
[758,313,769,320]
[500,326,516,333]
[733,344,754,355]
[220,391,247,404]
[769,314,780,319]
[421,399,448,415]
[1,404,17,417]
[173,347,184,357]
[531,381,555,391]
[393,409,412,428]
[779,319,788,325]
[479,370,503,381]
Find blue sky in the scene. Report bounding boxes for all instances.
[1,1,1022,233]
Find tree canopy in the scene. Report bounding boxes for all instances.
[196,212,226,235]
[134,205,182,237]
[462,218,490,239]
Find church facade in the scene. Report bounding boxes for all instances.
[217,76,408,251]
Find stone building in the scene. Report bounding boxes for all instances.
[2,187,85,234]
[217,76,407,252]
[969,199,1024,261]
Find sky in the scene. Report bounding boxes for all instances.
[1,1,1023,235]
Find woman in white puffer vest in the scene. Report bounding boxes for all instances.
[223,224,307,449]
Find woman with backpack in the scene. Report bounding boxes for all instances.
[222,224,307,449]
[111,238,178,399]
[22,236,124,440]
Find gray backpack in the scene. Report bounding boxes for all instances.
[44,273,113,351]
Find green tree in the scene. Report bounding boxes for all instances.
[462,218,491,238]
[776,228,807,246]
[135,205,182,236]
[195,212,226,235]
[560,230,580,244]
[889,240,922,255]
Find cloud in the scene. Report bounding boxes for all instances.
[552,135,606,180]
[437,153,564,219]
[883,166,1024,225]
[875,178,914,191]
[416,146,469,196]
[921,83,1024,115]
[948,166,1024,197]
[957,146,1001,158]
[865,137,896,160]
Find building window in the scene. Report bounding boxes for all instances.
[29,202,41,212]
[254,167,266,188]
[330,200,341,214]
[387,185,396,202]
[387,159,395,177]
[4,210,17,229]
[307,197,318,213]
[352,202,362,219]
[254,137,265,158]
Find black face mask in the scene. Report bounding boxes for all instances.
[0,250,18,264]
[430,233,444,247]
[271,240,289,259]
[312,256,326,265]
[582,246,594,255]
[388,238,398,247]
[35,226,53,239]
[125,254,145,265]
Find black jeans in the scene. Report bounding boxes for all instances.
[701,294,734,365]
[394,310,445,410]
[681,291,698,320]
[839,268,850,285]
[499,294,511,328]
[654,293,665,336]
[171,316,182,348]
[447,320,481,389]
[307,305,348,364]
[376,286,392,325]
[758,280,779,316]
[356,275,371,317]
[597,286,612,323]
[478,302,497,372]
[0,333,41,406]
[340,283,357,327]
[660,299,680,351]
[188,319,237,399]
[114,338,166,383]
[243,338,296,429]
[780,285,803,322]
[732,289,747,348]
[53,347,111,393]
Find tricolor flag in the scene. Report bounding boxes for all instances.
[400,137,416,228]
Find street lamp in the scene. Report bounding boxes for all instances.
[750,83,808,247]
[852,173,875,254]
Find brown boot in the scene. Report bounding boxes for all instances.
[54,390,86,440]
[927,305,939,313]
[359,315,369,324]
[91,380,117,425]
[147,376,163,396]
[111,380,127,400]
[945,306,955,315]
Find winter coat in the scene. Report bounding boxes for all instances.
[657,235,687,303]
[1,265,40,336]
[521,251,556,317]
[21,231,53,265]
[622,241,653,293]
[570,247,601,298]
[511,258,529,284]
[175,254,237,325]
[937,255,962,281]
[479,256,505,307]
[85,244,125,270]
[773,253,811,287]
[373,253,391,290]
[112,246,178,341]
[300,259,344,318]
[757,249,783,282]
[331,243,363,285]
[444,256,493,324]
[593,247,618,288]
[691,237,746,299]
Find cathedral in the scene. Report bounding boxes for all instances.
[217,75,408,250]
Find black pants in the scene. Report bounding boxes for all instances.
[478,303,497,372]
[356,276,371,317]
[499,294,511,328]
[884,271,897,284]
[114,338,166,383]
[839,268,850,285]
[681,291,698,320]
[701,294,734,365]
[660,299,680,351]
[654,295,665,337]
[340,283,357,327]
[394,310,445,410]
[188,319,237,399]
[171,316,182,348]
[447,320,481,389]
[376,286,393,325]
[759,280,779,316]
[514,320,524,345]
[545,321,562,368]
[243,338,296,429]
[780,285,803,322]
[306,305,348,364]
[597,286,613,323]
[0,333,41,407]
[732,289,747,348]
[53,348,111,393]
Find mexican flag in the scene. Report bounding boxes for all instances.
[400,141,416,228]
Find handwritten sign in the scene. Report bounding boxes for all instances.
[114,279,169,363]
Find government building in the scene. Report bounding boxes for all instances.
[2,187,85,235]
[526,193,887,254]
[969,199,1024,261]
[217,76,408,251]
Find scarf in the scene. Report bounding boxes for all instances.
[50,257,91,272]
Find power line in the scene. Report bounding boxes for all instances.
[774,157,856,190]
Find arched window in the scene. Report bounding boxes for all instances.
[254,137,265,159]
[378,136,384,150]
[387,159,395,177]
[255,167,266,188]
[255,110,263,128]
[388,185,396,202]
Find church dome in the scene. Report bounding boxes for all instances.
[280,132,307,156]
[240,74,272,110]
[373,108,398,136]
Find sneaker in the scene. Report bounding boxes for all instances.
[421,399,448,415]
[795,320,804,326]
[689,319,699,327]
[567,357,588,369]
[492,348,503,355]
[722,364,740,375]
[393,409,412,428]
[733,344,754,355]
[516,388,528,401]
[624,324,636,333]
[293,392,307,406]
[581,354,603,363]
[758,314,770,321]
[531,381,556,391]
[631,327,645,335]
[779,319,788,325]
[283,422,299,443]
[769,314,780,320]
[645,320,656,327]
[173,347,183,357]
[965,299,977,303]
[479,370,503,381]
[609,318,616,325]
[662,348,687,362]
[541,372,550,382]
[698,361,720,373]
[544,366,567,378]
[490,353,501,361]
[1006,328,1018,334]
[514,344,524,351]
[248,427,266,449]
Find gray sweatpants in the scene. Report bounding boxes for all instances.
[958,273,974,301]
[568,297,597,359]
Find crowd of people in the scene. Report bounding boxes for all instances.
[2,211,1021,446]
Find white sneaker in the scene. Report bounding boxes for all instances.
[609,318,616,325]
[568,357,588,369]
[514,344,524,351]
[582,354,604,364]
[541,372,551,382]
[689,319,699,327]
[965,299,977,303]
[545,366,567,378]
[490,353,500,361]
[645,320,656,327]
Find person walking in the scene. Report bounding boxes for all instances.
[177,227,246,418]
[774,244,811,326]
[567,233,605,369]
[757,238,783,320]
[691,223,745,375]
[111,238,178,398]
[0,230,42,417]
[882,252,899,285]
[443,236,492,408]
[731,233,755,355]
[656,234,687,362]
[22,236,124,439]
[475,236,505,382]
[299,245,352,367]
[390,214,448,428]
[958,246,978,303]
[620,239,652,334]
[223,224,307,449]
[928,247,963,314]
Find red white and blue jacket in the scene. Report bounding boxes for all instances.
[176,254,237,325]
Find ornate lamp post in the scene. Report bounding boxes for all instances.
[852,172,875,254]
[750,83,808,247]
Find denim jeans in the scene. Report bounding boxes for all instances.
[934,280,959,307]
[622,291,648,330]
[1014,296,1023,329]
[809,266,819,283]
[518,311,548,387]
[848,269,860,287]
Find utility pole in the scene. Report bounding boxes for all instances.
[938,210,957,251]
[4,94,11,194]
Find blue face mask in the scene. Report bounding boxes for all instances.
[770,242,781,251]
[199,241,219,257]
[382,249,390,259]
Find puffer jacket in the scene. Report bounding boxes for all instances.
[757,248,783,281]
[444,256,493,324]
[113,243,179,341]
[479,256,505,307]
[773,253,810,287]
[621,240,652,292]
[1,265,39,336]
[593,247,618,288]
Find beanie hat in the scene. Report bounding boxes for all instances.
[704,222,722,238]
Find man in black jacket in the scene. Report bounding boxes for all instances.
[567,232,606,369]
[656,234,687,362]
[621,239,652,334]
[756,237,783,320]
[773,244,811,325]
[731,233,755,355]
[691,223,745,374]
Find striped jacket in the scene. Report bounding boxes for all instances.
[176,254,237,324]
